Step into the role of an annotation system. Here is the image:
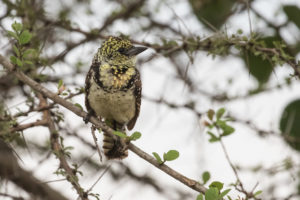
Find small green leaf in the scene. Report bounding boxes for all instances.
[74,103,83,111]
[19,30,32,45]
[216,120,235,136]
[112,131,127,138]
[23,48,36,59]
[216,108,225,120]
[219,189,231,198]
[254,190,262,196]
[7,30,18,40]
[202,171,211,184]
[152,152,163,164]
[12,22,22,32]
[205,187,219,200]
[207,131,220,143]
[13,45,20,57]
[24,60,33,65]
[196,194,204,200]
[163,150,179,161]
[207,109,215,121]
[209,181,223,191]
[58,79,63,89]
[16,58,23,67]
[129,131,141,141]
[222,125,235,136]
[10,55,17,65]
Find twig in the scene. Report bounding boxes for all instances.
[87,164,111,193]
[9,119,47,132]
[218,133,260,199]
[91,126,103,162]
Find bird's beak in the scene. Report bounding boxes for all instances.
[125,46,147,56]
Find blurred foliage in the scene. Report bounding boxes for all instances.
[242,36,283,85]
[189,0,236,30]
[280,99,300,151]
[283,5,300,30]
[243,49,273,85]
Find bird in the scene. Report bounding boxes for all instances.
[84,36,147,159]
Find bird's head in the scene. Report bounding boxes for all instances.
[99,36,147,65]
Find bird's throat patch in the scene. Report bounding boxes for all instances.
[98,63,136,90]
[112,66,135,89]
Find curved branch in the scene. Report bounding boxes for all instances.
[0,54,207,195]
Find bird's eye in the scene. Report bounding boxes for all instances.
[118,47,125,53]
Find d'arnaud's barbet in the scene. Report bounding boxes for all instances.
[85,36,147,159]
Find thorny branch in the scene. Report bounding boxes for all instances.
[38,93,89,200]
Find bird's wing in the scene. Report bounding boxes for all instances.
[127,70,141,130]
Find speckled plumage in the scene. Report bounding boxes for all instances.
[85,36,146,159]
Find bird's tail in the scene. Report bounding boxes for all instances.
[102,120,128,159]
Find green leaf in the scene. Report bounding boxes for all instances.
[283,5,300,30]
[221,124,235,136]
[163,150,179,161]
[280,99,300,151]
[254,190,262,196]
[217,120,235,136]
[216,108,225,120]
[129,131,142,141]
[207,131,220,143]
[24,60,33,65]
[202,171,210,184]
[12,22,22,32]
[58,79,63,89]
[205,187,219,200]
[10,55,17,65]
[152,152,163,164]
[219,189,231,198]
[196,194,204,200]
[207,109,215,121]
[7,30,18,40]
[23,48,36,59]
[19,30,32,45]
[112,131,127,138]
[16,58,23,67]
[13,45,20,57]
[209,181,223,191]
[74,103,83,111]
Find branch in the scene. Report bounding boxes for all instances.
[10,119,47,132]
[0,54,208,195]
[38,94,89,200]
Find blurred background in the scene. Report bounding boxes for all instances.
[0,0,300,199]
